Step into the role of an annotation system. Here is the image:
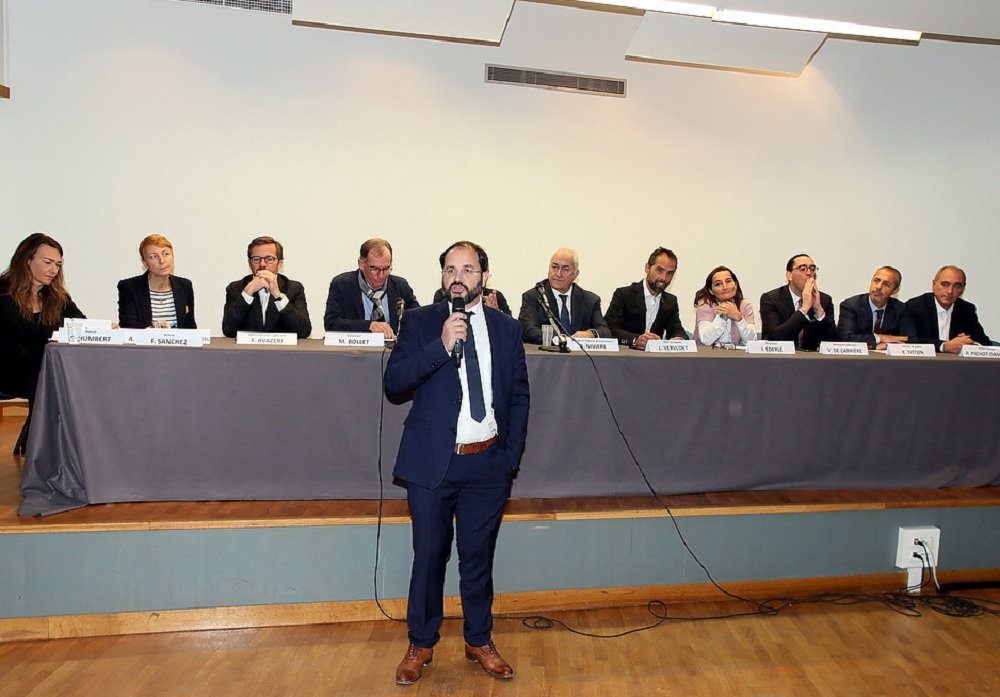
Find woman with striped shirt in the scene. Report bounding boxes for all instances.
[117,234,197,329]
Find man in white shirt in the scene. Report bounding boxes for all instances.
[905,265,992,352]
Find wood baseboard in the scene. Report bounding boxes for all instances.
[3,569,998,644]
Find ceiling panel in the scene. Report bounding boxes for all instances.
[627,13,825,76]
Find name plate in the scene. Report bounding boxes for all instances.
[129,329,205,347]
[236,331,298,346]
[567,337,619,352]
[959,345,1000,358]
[819,342,868,356]
[646,339,697,353]
[324,332,386,348]
[59,319,121,345]
[746,340,795,355]
[886,343,935,357]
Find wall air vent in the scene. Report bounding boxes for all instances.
[485,64,626,98]
[176,0,291,14]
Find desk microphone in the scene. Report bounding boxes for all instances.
[451,296,466,367]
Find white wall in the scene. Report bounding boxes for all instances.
[2,0,999,336]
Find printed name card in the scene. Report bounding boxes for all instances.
[886,343,935,357]
[645,339,697,353]
[59,319,119,345]
[746,340,795,355]
[129,329,205,347]
[236,331,298,346]
[959,345,1000,358]
[567,337,619,352]
[819,342,868,356]
[324,332,386,348]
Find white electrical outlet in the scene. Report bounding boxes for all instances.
[895,525,941,569]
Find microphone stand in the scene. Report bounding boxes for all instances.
[535,285,571,353]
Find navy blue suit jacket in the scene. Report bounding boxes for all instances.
[517,280,611,344]
[323,271,419,334]
[117,272,197,329]
[837,294,916,348]
[384,301,530,490]
[904,292,992,350]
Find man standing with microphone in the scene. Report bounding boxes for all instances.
[384,241,530,685]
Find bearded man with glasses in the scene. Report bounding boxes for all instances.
[222,236,312,338]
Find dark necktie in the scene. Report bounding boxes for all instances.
[559,294,570,332]
[465,312,486,422]
[873,308,884,335]
[369,291,385,322]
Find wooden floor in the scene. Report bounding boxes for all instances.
[1,593,999,696]
[5,409,1000,695]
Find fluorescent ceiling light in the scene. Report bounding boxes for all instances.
[712,9,921,43]
[585,1,716,19]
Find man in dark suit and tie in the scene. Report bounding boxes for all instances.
[221,236,311,338]
[518,247,611,344]
[323,238,419,339]
[604,247,688,348]
[759,253,836,350]
[837,266,916,349]
[905,265,991,353]
[385,241,529,685]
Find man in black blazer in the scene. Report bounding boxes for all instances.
[905,265,991,353]
[221,236,312,338]
[759,253,836,350]
[837,266,916,349]
[604,247,687,348]
[518,247,611,344]
[385,241,529,684]
[323,238,419,339]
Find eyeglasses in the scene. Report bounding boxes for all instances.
[249,256,278,264]
[362,261,392,275]
[792,264,819,273]
[442,267,483,279]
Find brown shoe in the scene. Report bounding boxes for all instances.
[395,643,433,685]
[464,641,514,679]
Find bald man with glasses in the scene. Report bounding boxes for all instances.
[323,238,419,340]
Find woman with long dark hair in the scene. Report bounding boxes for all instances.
[0,233,86,455]
[693,265,756,348]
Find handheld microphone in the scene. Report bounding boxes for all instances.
[451,296,466,367]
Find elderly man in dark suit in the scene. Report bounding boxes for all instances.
[604,247,688,348]
[838,266,916,349]
[221,236,311,338]
[385,241,529,685]
[759,253,836,350]
[905,265,991,353]
[323,238,419,339]
[518,247,611,344]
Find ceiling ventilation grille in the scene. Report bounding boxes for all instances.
[485,64,626,97]
[176,0,291,14]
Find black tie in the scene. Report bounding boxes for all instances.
[559,294,570,332]
[465,312,486,422]
[873,308,884,335]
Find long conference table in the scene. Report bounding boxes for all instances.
[18,339,1000,516]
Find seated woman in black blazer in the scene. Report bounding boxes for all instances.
[117,234,197,329]
[0,233,86,456]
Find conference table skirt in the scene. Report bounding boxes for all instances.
[18,340,1000,516]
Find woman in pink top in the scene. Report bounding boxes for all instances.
[693,266,756,347]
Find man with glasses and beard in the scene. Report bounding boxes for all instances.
[222,236,311,338]
[323,237,419,339]
[759,253,836,350]
[384,241,529,686]
[604,247,688,348]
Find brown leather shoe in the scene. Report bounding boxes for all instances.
[464,641,514,679]
[395,643,433,685]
